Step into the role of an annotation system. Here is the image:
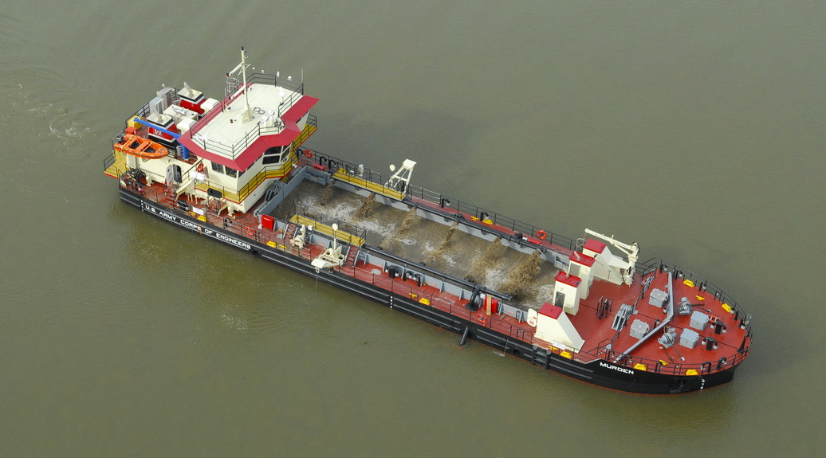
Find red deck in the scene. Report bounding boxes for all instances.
[124,172,750,378]
[569,273,749,372]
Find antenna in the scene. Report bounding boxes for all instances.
[239,47,252,122]
[223,47,254,121]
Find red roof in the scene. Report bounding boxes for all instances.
[539,302,563,319]
[179,94,319,172]
[555,271,581,287]
[583,238,606,254]
[570,251,596,267]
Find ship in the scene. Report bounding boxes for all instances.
[103,48,753,394]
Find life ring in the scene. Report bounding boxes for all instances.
[536,230,548,240]
[196,163,205,173]
[243,227,254,237]
[477,314,487,325]
[304,150,313,159]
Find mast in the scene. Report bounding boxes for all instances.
[240,47,252,122]
[226,47,253,122]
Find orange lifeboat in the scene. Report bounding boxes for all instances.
[114,134,169,159]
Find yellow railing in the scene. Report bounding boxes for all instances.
[193,120,317,203]
[104,149,127,178]
[290,122,317,154]
[194,155,294,204]
[331,168,405,200]
[289,215,365,246]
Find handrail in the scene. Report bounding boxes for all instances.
[637,257,747,321]
[130,183,748,378]
[305,149,577,252]
[207,119,316,203]
[290,214,366,246]
[188,78,307,160]
[118,75,306,162]
[193,159,291,204]
[305,150,403,199]
[190,115,286,160]
[103,152,116,171]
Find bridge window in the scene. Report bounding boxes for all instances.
[211,161,223,174]
[263,146,286,165]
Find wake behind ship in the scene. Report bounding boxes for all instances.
[103,48,753,394]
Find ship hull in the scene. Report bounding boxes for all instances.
[120,187,738,394]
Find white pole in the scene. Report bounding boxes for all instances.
[241,47,252,122]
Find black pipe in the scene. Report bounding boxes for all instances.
[466,286,483,311]
[459,326,470,347]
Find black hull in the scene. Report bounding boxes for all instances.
[120,188,738,394]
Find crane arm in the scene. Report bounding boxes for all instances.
[584,228,638,259]
[583,228,640,286]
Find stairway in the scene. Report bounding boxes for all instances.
[284,222,301,240]
[343,245,360,268]
[175,172,195,200]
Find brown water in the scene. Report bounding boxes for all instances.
[1,1,825,456]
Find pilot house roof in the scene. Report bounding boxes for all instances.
[179,83,318,171]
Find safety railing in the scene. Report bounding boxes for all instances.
[303,149,577,251]
[103,152,116,170]
[128,183,750,378]
[290,214,366,247]
[278,89,304,119]
[102,151,121,177]
[190,118,317,203]
[291,203,368,243]
[291,115,317,153]
[188,78,308,159]
[583,340,750,376]
[636,257,748,322]
[122,103,152,128]
[248,72,304,95]
[244,154,295,197]
[189,115,285,159]
[302,150,404,199]
[367,272,534,342]
[407,184,577,251]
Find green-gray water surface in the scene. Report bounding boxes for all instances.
[1,1,824,456]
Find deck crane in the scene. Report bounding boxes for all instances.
[584,228,640,286]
